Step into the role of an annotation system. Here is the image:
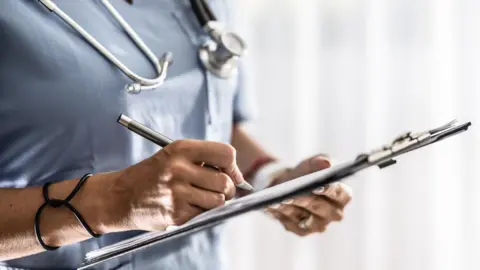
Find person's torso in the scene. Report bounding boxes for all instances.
[0,0,238,269]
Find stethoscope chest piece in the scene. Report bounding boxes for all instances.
[198,41,240,79]
[196,18,246,79]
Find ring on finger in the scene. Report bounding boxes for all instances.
[298,214,314,230]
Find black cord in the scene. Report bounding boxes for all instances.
[199,0,216,22]
[190,0,216,27]
[34,173,102,251]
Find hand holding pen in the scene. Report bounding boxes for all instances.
[96,114,253,232]
[118,114,254,191]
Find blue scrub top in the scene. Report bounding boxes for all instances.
[0,0,255,269]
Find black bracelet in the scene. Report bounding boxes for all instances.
[34,173,102,251]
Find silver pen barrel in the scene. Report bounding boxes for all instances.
[117,114,255,192]
[117,114,173,147]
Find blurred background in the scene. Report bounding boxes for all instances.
[221,0,480,270]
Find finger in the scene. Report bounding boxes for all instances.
[295,155,331,176]
[296,213,330,233]
[315,182,353,208]
[272,205,331,234]
[270,204,311,223]
[179,162,236,200]
[282,196,344,221]
[165,140,245,187]
[267,207,329,234]
[266,208,310,236]
[277,155,331,186]
[180,185,226,210]
[171,204,205,226]
[304,215,329,233]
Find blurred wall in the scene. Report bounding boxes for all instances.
[222,0,480,270]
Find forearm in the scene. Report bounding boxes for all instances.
[231,124,274,173]
[0,173,113,260]
[231,124,291,192]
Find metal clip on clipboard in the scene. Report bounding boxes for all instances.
[355,119,469,169]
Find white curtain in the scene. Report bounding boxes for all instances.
[223,0,480,269]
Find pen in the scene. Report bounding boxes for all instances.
[117,114,255,191]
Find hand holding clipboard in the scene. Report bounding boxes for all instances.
[79,119,471,269]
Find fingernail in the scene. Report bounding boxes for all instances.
[269,203,281,209]
[238,172,246,183]
[312,186,325,195]
[313,157,331,169]
[282,199,294,205]
[319,159,331,169]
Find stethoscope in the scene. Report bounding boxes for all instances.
[37,0,247,94]
[189,0,247,79]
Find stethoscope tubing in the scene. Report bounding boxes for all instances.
[190,0,216,27]
[38,0,169,90]
[37,0,243,90]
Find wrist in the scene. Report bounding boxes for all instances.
[45,173,114,240]
[63,172,126,235]
[80,173,116,234]
[87,171,133,234]
[249,160,291,190]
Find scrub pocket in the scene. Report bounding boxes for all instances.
[172,8,239,144]
[204,68,238,143]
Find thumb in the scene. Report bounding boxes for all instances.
[269,155,332,186]
[289,155,331,180]
[307,155,331,172]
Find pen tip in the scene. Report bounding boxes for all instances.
[236,182,255,192]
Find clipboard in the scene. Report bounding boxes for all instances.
[79,119,471,269]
